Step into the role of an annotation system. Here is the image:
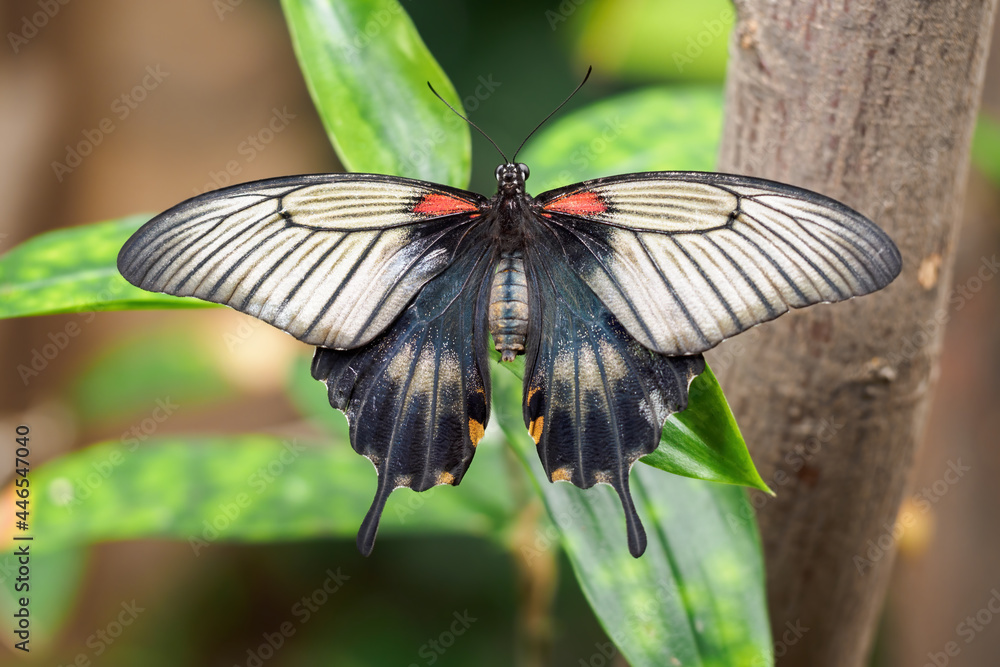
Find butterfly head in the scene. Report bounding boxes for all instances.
[495,162,530,195]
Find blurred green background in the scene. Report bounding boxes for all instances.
[1,0,999,665]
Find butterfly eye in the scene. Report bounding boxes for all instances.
[518,163,530,180]
[495,165,504,182]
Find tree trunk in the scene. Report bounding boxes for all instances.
[712,1,998,665]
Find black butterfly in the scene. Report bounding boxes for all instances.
[118,99,901,558]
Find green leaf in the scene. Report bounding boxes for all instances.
[493,367,772,667]
[0,547,88,652]
[281,0,470,188]
[519,86,723,194]
[10,434,513,555]
[972,113,1000,187]
[0,217,216,319]
[644,365,771,492]
[574,0,734,82]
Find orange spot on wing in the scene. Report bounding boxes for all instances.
[413,193,479,217]
[437,471,455,485]
[551,467,572,482]
[469,418,485,447]
[543,191,606,216]
[529,416,544,444]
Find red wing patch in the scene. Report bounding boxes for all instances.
[543,191,607,216]
[413,193,480,217]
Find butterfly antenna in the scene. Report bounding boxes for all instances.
[427,82,509,163]
[511,66,592,163]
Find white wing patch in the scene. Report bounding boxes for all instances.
[281,181,442,229]
[558,179,736,232]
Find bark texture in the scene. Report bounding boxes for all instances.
[712,1,998,665]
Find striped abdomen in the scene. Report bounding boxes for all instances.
[488,251,529,362]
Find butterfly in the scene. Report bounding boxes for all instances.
[117,84,901,558]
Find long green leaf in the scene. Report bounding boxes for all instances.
[645,365,770,492]
[0,217,215,318]
[281,0,470,187]
[8,434,513,556]
[493,366,772,667]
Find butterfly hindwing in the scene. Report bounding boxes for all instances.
[537,172,902,355]
[118,174,486,349]
[310,237,494,555]
[522,238,705,557]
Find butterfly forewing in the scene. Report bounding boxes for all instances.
[118,174,486,349]
[537,172,902,356]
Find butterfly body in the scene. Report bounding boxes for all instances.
[480,162,547,363]
[119,158,901,558]
[488,249,529,362]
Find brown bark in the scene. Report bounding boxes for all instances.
[712,1,998,665]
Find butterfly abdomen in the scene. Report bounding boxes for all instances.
[488,250,529,362]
